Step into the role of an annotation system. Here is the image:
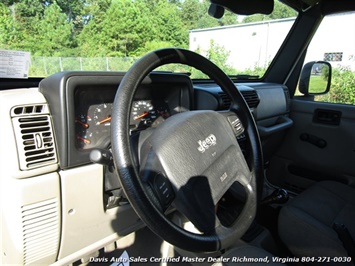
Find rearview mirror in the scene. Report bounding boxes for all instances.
[299,61,332,95]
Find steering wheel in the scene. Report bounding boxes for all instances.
[111,48,263,252]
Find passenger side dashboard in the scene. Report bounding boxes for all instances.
[194,82,292,162]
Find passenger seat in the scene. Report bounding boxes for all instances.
[278,181,355,264]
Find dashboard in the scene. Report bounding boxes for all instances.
[1,71,293,266]
[38,71,291,169]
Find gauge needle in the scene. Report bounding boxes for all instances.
[134,112,148,120]
[75,119,89,128]
[77,136,91,144]
[99,116,112,124]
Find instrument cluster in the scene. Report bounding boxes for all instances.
[39,72,192,168]
[74,87,171,150]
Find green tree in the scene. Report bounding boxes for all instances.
[0,3,15,48]
[36,2,74,56]
[181,0,237,30]
[269,1,298,20]
[79,0,154,57]
[0,2,38,51]
[1,1,75,55]
[55,0,88,37]
[190,40,236,78]
[56,0,84,20]
[12,0,46,18]
[1,0,241,63]
[180,0,201,30]
[83,0,111,22]
[77,0,112,56]
[204,39,235,73]
[195,0,221,29]
[219,10,238,26]
[149,0,187,47]
[316,68,355,105]
[137,40,175,56]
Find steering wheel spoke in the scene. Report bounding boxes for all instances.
[217,110,246,139]
[139,143,176,212]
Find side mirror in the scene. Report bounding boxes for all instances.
[299,61,332,95]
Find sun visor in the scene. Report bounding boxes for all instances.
[210,0,274,15]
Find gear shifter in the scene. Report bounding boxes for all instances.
[261,188,289,205]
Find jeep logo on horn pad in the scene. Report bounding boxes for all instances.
[197,134,217,153]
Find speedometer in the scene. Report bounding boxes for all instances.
[130,100,155,127]
[130,100,170,130]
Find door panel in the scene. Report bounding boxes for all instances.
[266,98,355,193]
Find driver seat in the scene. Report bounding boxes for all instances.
[278,181,355,261]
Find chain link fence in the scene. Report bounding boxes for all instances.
[29,56,198,77]
[29,56,138,77]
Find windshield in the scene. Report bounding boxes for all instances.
[0,0,297,79]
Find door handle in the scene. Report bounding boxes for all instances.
[313,109,341,125]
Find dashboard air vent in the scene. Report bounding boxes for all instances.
[218,90,260,109]
[218,92,232,109]
[241,90,260,108]
[12,111,57,170]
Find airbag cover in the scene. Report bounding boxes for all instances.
[146,110,250,231]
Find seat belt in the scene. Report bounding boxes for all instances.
[333,223,355,262]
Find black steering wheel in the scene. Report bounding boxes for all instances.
[111,48,263,252]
